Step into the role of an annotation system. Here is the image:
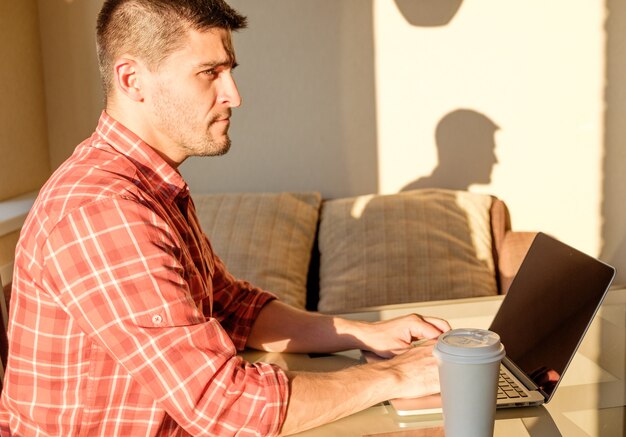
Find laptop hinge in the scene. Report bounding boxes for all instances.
[502,357,548,399]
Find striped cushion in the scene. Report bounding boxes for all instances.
[194,192,321,309]
[318,189,497,312]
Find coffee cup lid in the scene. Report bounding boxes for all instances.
[433,328,505,364]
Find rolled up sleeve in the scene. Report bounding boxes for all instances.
[208,252,279,351]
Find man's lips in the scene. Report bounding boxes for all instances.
[213,111,232,123]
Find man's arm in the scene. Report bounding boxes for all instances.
[247,300,450,435]
[247,299,450,357]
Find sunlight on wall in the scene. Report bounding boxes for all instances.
[373,0,605,256]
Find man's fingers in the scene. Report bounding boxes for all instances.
[422,316,451,334]
[409,314,450,339]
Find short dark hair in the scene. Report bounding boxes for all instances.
[96,0,247,100]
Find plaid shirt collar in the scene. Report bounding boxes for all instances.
[95,111,190,203]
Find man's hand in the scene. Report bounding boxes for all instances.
[280,339,444,435]
[357,314,451,358]
[383,339,441,398]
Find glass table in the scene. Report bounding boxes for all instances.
[243,287,626,436]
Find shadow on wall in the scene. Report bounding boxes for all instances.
[394,0,464,27]
[401,109,499,192]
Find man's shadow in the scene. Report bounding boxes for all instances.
[402,109,499,192]
[394,0,464,27]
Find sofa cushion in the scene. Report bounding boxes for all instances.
[318,189,498,313]
[194,192,322,309]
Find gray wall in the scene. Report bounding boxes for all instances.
[181,1,378,199]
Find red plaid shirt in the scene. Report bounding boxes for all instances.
[0,112,289,436]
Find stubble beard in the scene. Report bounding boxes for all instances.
[175,113,232,158]
[182,115,232,157]
[152,87,232,159]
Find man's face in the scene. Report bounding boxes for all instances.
[143,27,241,163]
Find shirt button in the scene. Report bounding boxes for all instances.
[152,314,163,325]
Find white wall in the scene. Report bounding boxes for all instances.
[35,1,626,285]
[374,1,605,256]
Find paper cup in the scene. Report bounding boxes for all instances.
[433,328,505,437]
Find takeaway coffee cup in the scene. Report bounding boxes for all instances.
[433,328,505,437]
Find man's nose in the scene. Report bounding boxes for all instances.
[219,73,241,108]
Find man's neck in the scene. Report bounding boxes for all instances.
[104,104,185,169]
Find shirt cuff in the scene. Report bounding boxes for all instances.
[226,285,278,351]
[255,362,290,437]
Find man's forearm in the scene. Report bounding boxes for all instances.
[246,300,366,353]
[280,362,396,435]
[246,299,449,357]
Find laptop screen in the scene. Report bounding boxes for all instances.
[489,233,615,401]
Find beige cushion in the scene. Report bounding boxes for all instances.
[194,192,321,309]
[318,189,497,312]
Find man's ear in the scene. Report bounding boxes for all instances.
[113,57,144,102]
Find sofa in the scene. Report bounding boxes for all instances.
[193,188,537,314]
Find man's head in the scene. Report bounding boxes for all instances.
[96,0,247,165]
[96,0,246,101]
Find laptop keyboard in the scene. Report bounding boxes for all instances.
[498,370,530,400]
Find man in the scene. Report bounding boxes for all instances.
[0,1,450,435]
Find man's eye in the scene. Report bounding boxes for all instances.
[202,69,217,78]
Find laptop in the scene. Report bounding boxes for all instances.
[365,232,616,416]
